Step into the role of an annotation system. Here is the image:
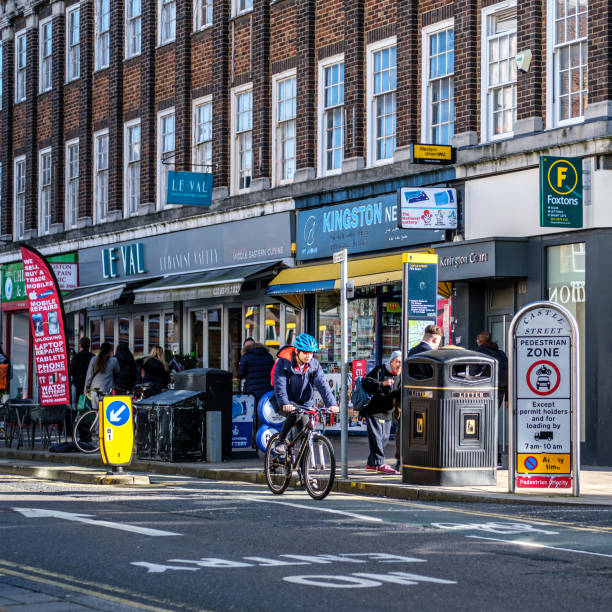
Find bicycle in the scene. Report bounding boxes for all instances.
[73,388,106,453]
[264,405,336,500]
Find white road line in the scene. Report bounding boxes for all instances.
[467,535,612,559]
[245,497,383,522]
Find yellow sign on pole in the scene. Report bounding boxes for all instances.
[99,396,134,466]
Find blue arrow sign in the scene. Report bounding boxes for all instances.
[105,400,130,427]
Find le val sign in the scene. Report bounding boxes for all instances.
[508,302,580,496]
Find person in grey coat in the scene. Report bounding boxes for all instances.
[85,342,119,403]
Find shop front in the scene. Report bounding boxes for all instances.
[71,212,296,386]
[267,192,449,376]
[1,254,78,400]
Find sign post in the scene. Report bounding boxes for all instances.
[508,302,580,495]
[333,248,349,479]
[99,395,134,468]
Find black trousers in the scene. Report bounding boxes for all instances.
[366,414,392,467]
[278,410,309,442]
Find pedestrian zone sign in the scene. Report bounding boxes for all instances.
[100,396,134,466]
[509,302,580,495]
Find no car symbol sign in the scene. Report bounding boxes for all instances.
[526,360,561,396]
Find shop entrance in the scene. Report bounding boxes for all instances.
[485,285,515,352]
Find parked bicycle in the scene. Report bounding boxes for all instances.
[73,388,105,453]
[264,405,336,500]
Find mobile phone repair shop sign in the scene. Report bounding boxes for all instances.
[512,303,579,493]
[397,187,457,230]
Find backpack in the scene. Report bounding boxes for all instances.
[352,379,373,415]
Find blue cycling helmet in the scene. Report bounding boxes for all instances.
[294,333,318,352]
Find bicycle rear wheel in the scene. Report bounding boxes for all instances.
[73,410,100,453]
[302,434,335,500]
[264,432,291,495]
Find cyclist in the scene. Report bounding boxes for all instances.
[271,333,339,456]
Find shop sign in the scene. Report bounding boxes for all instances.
[79,212,292,285]
[2,254,77,310]
[397,187,457,230]
[509,302,580,495]
[232,394,255,452]
[102,243,146,279]
[412,143,455,165]
[297,194,444,261]
[539,156,583,228]
[166,171,213,206]
[20,246,71,406]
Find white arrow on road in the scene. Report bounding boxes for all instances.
[109,405,127,422]
[13,508,182,537]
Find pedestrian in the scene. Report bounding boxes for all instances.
[114,342,137,395]
[137,345,170,397]
[0,345,11,394]
[475,331,508,466]
[84,342,120,406]
[69,336,94,429]
[361,350,402,474]
[237,337,274,448]
[408,324,443,357]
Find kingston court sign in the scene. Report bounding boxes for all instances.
[539,156,582,228]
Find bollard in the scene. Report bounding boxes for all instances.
[206,410,222,462]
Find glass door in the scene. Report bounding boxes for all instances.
[206,307,222,369]
[227,306,242,386]
[10,313,30,399]
[487,314,509,353]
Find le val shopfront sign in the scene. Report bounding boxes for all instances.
[508,302,580,496]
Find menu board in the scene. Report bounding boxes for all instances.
[21,246,70,405]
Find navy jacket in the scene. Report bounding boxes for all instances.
[272,346,336,412]
[476,342,508,391]
[237,343,274,398]
[362,364,401,421]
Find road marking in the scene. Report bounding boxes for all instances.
[12,507,182,537]
[245,496,383,522]
[467,535,612,559]
[0,559,201,611]
[341,494,612,534]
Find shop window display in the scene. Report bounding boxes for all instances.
[264,303,281,355]
[133,315,145,358]
[244,304,260,342]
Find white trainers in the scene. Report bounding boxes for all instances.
[275,441,287,455]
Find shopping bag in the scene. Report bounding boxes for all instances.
[77,394,91,413]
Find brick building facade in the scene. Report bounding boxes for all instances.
[1,0,612,463]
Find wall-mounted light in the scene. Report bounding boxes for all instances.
[516,49,532,73]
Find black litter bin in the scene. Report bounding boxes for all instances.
[173,368,233,460]
[402,347,497,485]
[134,389,204,462]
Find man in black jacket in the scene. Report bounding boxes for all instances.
[408,324,443,357]
[475,331,508,466]
[70,337,94,401]
[237,338,274,448]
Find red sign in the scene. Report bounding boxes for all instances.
[20,246,71,405]
[516,475,572,489]
[351,360,368,389]
[526,360,561,396]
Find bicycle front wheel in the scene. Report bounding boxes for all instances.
[73,410,100,453]
[264,433,291,495]
[302,434,335,500]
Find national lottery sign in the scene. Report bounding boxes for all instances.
[20,246,71,405]
[397,187,457,230]
[509,302,580,495]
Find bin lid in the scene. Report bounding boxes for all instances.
[135,389,204,406]
[406,347,496,365]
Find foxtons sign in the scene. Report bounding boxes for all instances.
[539,156,583,228]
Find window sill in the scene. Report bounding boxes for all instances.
[157,39,176,50]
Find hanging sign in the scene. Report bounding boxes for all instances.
[397,187,458,230]
[539,156,583,228]
[20,246,71,405]
[166,170,213,206]
[508,302,580,495]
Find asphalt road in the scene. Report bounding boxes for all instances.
[0,472,611,612]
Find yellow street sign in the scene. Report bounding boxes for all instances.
[412,143,455,164]
[402,252,438,264]
[517,453,571,474]
[99,395,134,466]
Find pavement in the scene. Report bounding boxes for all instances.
[0,435,611,506]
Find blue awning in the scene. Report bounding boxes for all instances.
[266,279,336,295]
